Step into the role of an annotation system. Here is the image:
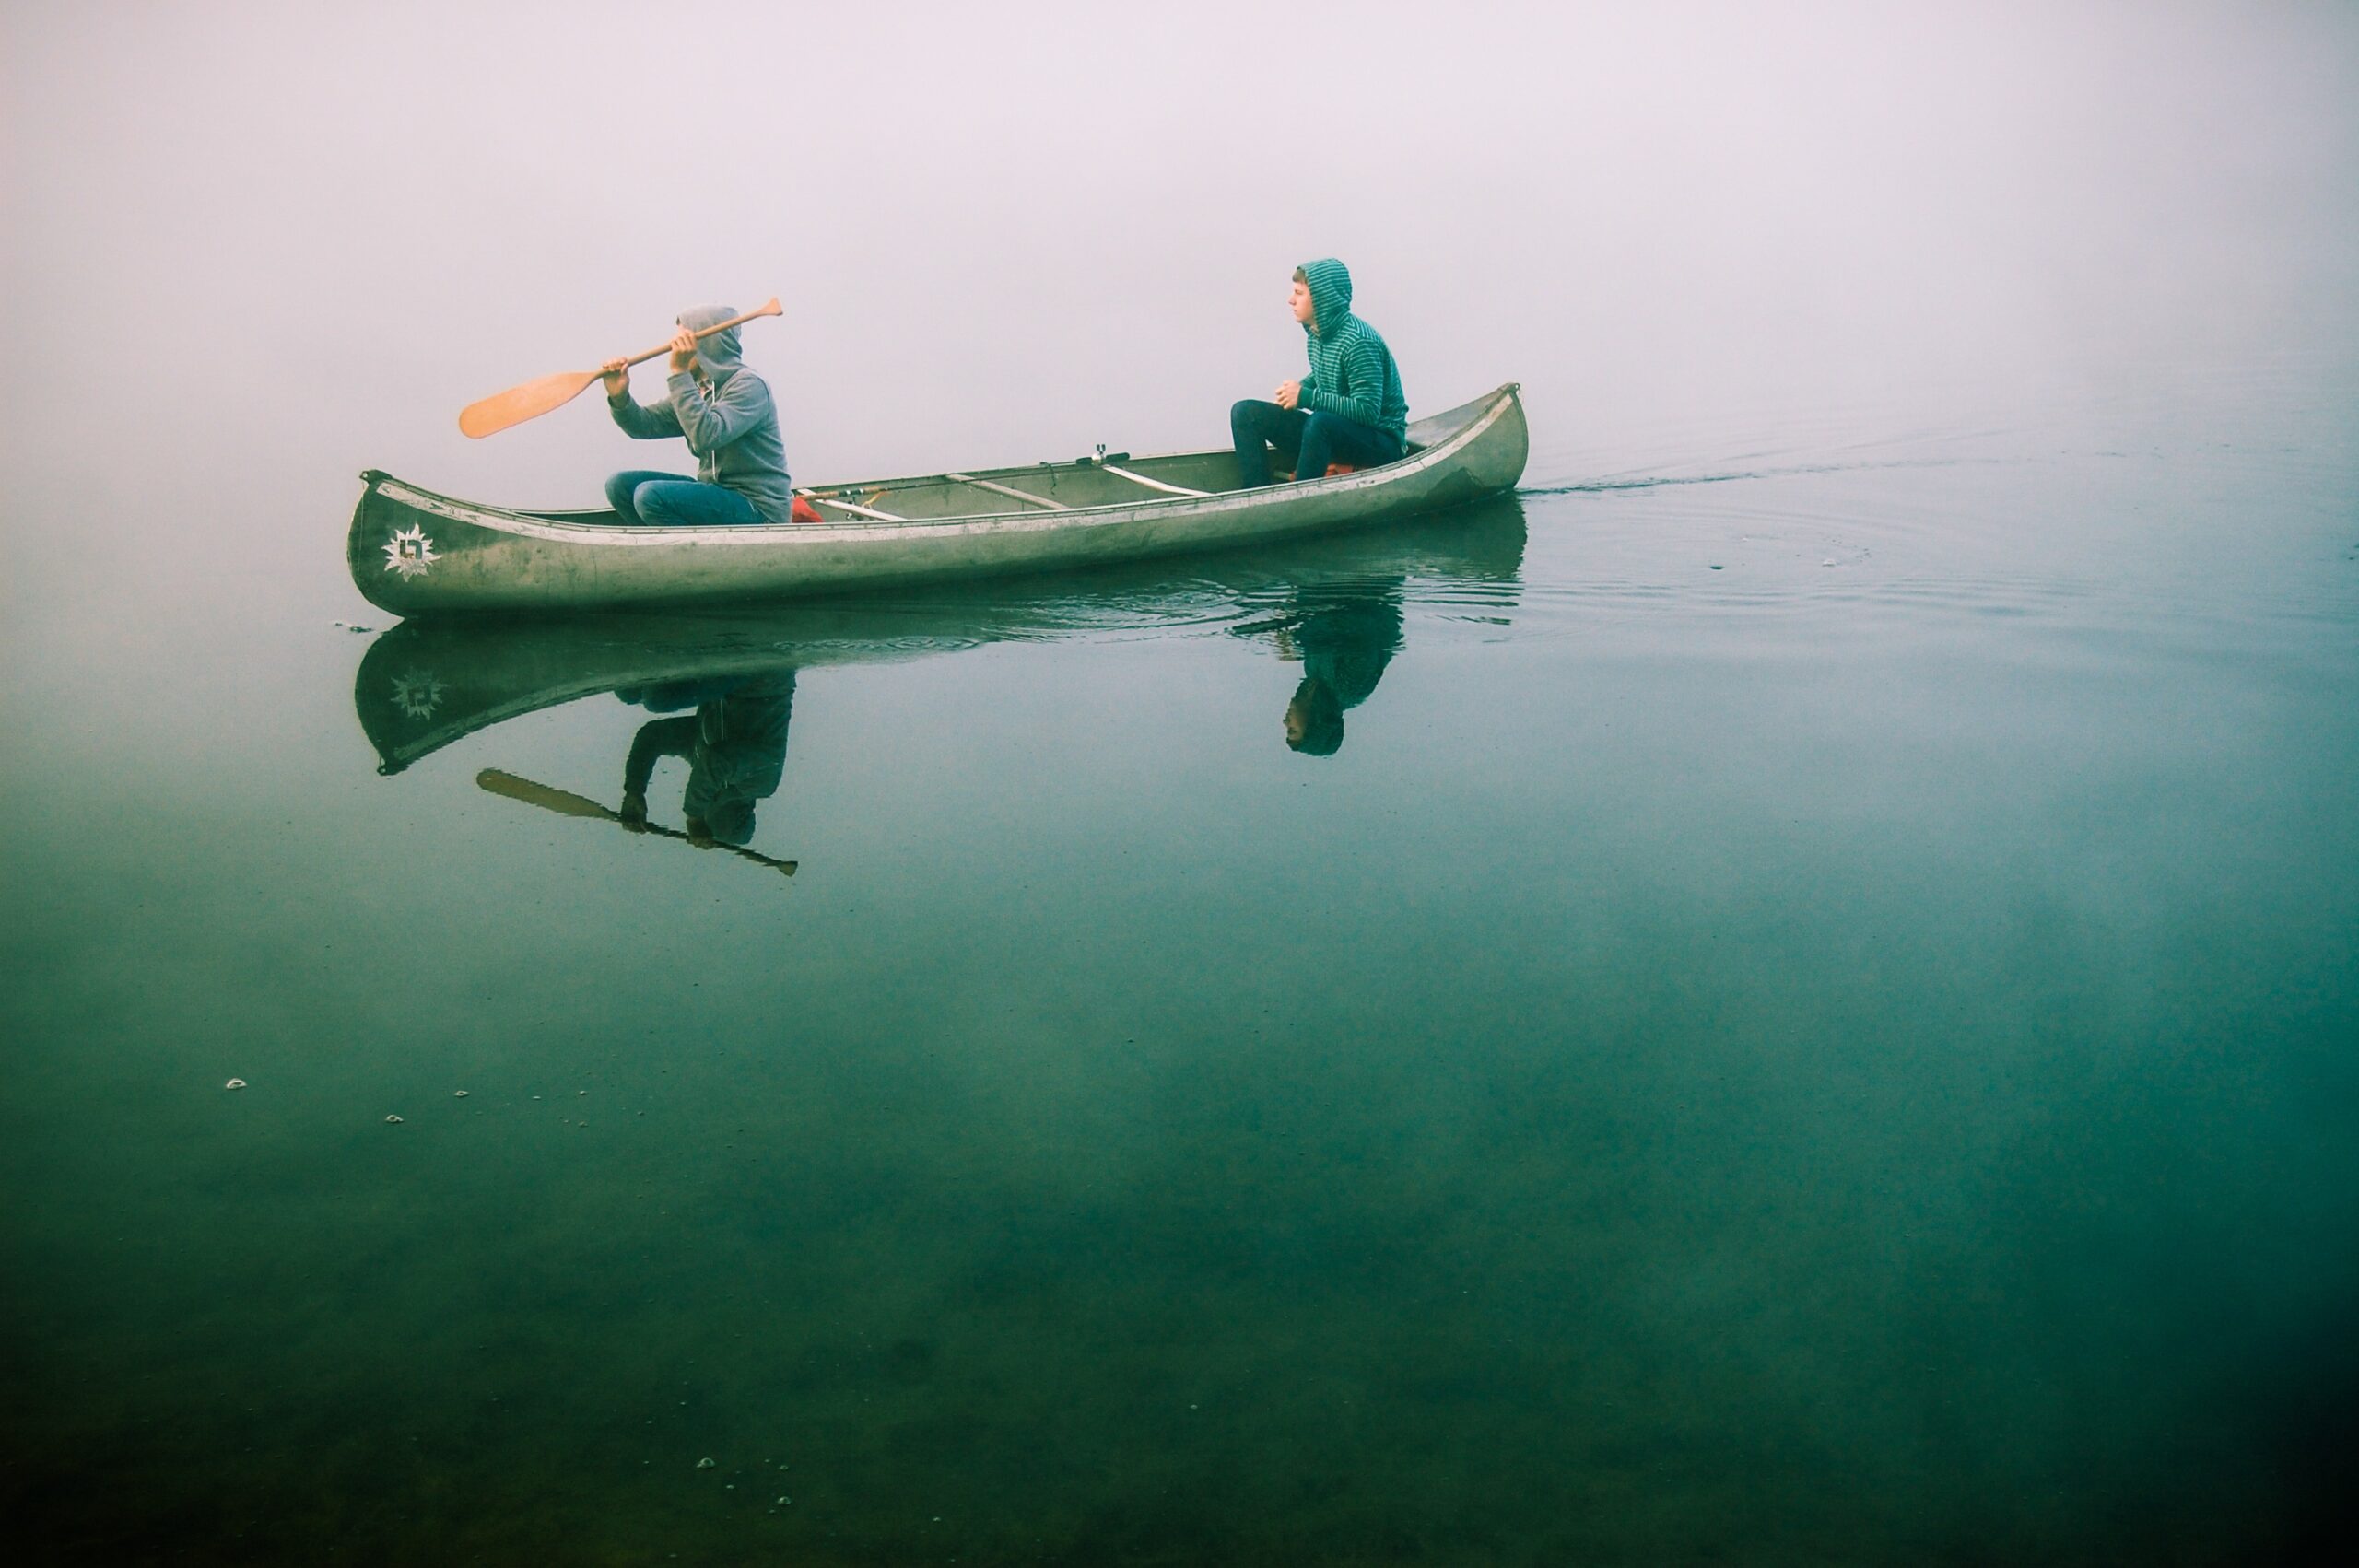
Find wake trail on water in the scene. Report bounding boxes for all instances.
[1520,455,1996,497]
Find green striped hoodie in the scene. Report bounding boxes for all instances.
[1297,257,1409,442]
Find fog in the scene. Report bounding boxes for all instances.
[3,1,2354,589]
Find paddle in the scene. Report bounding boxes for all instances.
[476,768,797,877]
[457,298,783,439]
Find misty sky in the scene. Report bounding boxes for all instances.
[3,2,2353,554]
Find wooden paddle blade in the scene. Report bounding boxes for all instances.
[458,369,600,439]
[476,768,616,820]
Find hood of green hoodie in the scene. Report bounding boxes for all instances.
[676,303,744,381]
[1299,258,1353,338]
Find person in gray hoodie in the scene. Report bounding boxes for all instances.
[601,304,794,525]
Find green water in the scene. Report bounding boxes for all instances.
[5,369,2356,1563]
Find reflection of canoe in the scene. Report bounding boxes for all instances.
[348,384,1527,613]
[355,497,1526,773]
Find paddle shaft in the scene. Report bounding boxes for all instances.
[612,298,782,370]
[476,768,796,876]
[457,298,780,438]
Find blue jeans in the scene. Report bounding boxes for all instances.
[1229,401,1404,489]
[604,470,763,526]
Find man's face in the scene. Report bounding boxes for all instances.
[1290,278,1316,327]
[1285,698,1309,745]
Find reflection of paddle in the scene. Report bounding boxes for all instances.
[475,769,797,877]
[457,298,783,438]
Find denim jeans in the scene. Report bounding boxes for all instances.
[1229,401,1405,489]
[604,470,764,526]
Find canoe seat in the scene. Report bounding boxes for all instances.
[790,497,824,525]
[1289,462,1359,481]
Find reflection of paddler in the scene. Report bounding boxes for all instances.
[616,670,794,846]
[1275,591,1403,756]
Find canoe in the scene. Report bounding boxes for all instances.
[348,382,1527,614]
[353,495,1528,773]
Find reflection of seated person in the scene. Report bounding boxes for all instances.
[615,671,795,846]
[1273,591,1403,756]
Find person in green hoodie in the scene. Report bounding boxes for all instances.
[1238,583,1405,756]
[1231,258,1410,489]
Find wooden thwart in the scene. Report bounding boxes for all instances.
[1097,463,1209,498]
[945,473,1070,511]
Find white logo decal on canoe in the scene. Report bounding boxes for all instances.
[390,669,445,720]
[383,524,440,579]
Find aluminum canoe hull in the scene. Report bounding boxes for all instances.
[349,382,1527,614]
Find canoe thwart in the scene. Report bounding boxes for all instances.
[1097,462,1209,498]
[945,474,1070,511]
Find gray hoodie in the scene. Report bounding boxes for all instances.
[609,304,794,523]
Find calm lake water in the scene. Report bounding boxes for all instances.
[6,360,2356,1565]
[6,6,2359,1565]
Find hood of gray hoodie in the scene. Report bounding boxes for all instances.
[676,303,744,381]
